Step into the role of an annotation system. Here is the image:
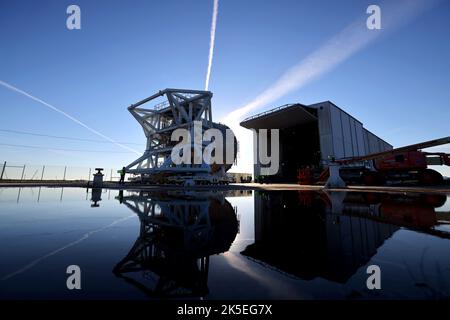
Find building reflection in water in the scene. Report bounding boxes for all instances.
[113,188,448,297]
[113,190,239,298]
[243,191,449,284]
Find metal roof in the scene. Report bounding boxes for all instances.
[240,104,317,129]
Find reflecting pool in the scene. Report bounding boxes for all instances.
[1,187,449,299]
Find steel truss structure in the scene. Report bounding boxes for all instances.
[113,190,238,297]
[125,89,235,182]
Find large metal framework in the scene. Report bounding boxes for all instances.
[125,89,234,182]
[113,190,238,297]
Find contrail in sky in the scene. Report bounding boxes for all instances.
[221,0,440,174]
[1,214,134,281]
[205,0,219,91]
[0,79,141,155]
[222,0,439,124]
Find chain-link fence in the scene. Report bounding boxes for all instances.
[0,161,122,182]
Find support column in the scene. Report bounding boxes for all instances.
[325,162,346,188]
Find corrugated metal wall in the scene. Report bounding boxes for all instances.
[313,101,392,163]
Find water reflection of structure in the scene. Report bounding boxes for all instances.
[3,187,115,204]
[90,188,102,207]
[243,191,449,284]
[114,190,238,298]
[325,191,450,238]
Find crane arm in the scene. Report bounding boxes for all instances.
[336,136,450,164]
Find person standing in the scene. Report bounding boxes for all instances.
[119,167,126,184]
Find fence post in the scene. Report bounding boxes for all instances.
[88,168,91,181]
[63,166,67,181]
[110,169,113,182]
[21,165,26,181]
[41,165,45,181]
[0,161,6,180]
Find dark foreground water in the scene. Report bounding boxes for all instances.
[0,187,450,300]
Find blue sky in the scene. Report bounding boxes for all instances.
[1,0,450,174]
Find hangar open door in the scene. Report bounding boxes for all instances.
[278,121,321,182]
[240,104,321,183]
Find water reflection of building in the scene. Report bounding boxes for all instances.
[114,190,238,298]
[244,191,395,283]
[243,191,448,284]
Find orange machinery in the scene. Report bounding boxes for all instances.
[298,136,450,186]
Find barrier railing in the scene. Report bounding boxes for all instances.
[0,161,122,182]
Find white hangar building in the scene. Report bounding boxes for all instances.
[240,101,392,181]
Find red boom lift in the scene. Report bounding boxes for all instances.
[298,136,450,186]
